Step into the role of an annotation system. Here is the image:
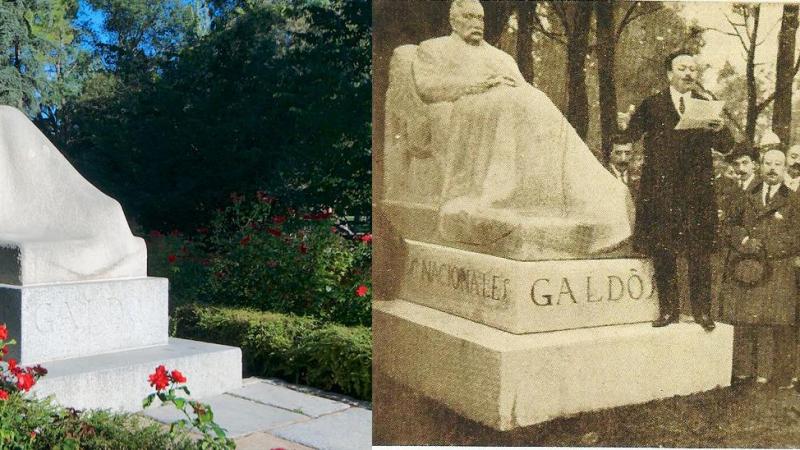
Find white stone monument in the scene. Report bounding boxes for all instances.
[374,0,733,432]
[0,105,240,411]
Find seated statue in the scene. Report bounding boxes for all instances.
[0,105,146,285]
[381,0,633,260]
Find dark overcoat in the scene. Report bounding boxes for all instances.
[621,89,734,254]
[721,183,800,325]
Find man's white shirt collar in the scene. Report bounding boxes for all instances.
[785,173,800,192]
[740,173,755,190]
[669,86,691,115]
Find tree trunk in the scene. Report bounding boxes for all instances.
[515,1,536,83]
[564,3,592,140]
[772,4,798,144]
[595,0,617,163]
[482,2,514,47]
[745,5,761,145]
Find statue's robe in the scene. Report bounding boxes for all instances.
[412,34,633,256]
[0,105,146,285]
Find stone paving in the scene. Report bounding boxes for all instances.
[143,377,372,450]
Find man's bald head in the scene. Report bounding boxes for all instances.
[449,0,484,45]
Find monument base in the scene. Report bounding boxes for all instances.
[31,338,242,412]
[0,277,168,364]
[374,300,733,431]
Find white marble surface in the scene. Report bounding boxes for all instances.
[399,240,659,333]
[0,106,146,285]
[32,338,242,412]
[0,277,168,364]
[374,300,734,431]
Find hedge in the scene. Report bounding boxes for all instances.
[172,304,371,400]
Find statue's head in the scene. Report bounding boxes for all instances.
[450,0,484,46]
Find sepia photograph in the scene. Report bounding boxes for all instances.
[373,0,800,447]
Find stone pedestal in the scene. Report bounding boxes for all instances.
[31,338,241,412]
[400,239,659,333]
[374,300,734,431]
[0,277,242,412]
[0,278,168,364]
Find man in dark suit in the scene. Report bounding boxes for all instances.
[617,50,734,331]
[721,148,800,386]
[607,142,640,199]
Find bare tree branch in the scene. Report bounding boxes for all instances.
[531,6,566,45]
[724,13,750,51]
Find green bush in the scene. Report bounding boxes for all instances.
[173,304,371,400]
[149,192,372,326]
[0,394,195,449]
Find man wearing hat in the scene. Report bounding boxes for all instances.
[617,50,734,331]
[721,148,800,386]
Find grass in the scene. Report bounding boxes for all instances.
[373,372,800,447]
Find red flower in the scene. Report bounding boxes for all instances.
[256,191,275,204]
[16,372,34,392]
[196,227,209,235]
[272,215,287,224]
[360,233,372,243]
[0,390,7,400]
[8,358,17,371]
[266,228,282,237]
[0,324,6,341]
[149,230,163,238]
[303,211,333,221]
[240,235,252,246]
[299,243,308,254]
[148,365,170,391]
[1,345,7,355]
[30,431,36,439]
[170,369,187,383]
[31,365,47,376]
[167,254,177,264]
[355,285,369,297]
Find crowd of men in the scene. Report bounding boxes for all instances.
[609,127,800,389]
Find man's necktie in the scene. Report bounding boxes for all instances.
[679,96,685,115]
[764,184,774,206]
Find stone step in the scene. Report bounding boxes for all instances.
[375,300,733,431]
[30,337,241,412]
[0,277,168,364]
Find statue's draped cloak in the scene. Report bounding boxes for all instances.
[0,105,146,284]
[412,35,633,254]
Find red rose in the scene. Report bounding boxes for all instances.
[1,345,6,355]
[8,358,17,371]
[360,233,372,243]
[299,243,308,254]
[240,235,252,246]
[355,285,369,297]
[0,324,6,341]
[16,372,35,392]
[170,369,187,383]
[0,390,7,400]
[167,254,177,264]
[256,191,275,204]
[266,228,282,237]
[148,365,170,391]
[272,215,287,224]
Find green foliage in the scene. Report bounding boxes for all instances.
[173,304,372,400]
[143,367,234,450]
[149,193,372,326]
[53,0,371,231]
[0,394,196,449]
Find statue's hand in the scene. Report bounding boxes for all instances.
[467,75,515,95]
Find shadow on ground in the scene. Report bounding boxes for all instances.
[373,371,800,447]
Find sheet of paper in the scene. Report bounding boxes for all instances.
[674,98,725,130]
